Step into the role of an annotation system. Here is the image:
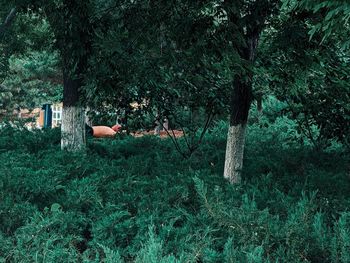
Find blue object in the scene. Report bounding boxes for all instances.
[42,103,52,128]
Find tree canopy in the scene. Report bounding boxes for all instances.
[0,0,349,161]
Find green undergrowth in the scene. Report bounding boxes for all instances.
[0,120,349,262]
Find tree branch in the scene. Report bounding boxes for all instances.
[0,8,17,37]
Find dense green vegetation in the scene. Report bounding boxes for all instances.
[0,1,350,262]
[0,103,349,262]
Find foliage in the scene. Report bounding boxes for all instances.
[2,0,347,155]
[0,9,60,116]
[0,51,62,113]
[289,0,350,48]
[254,4,350,147]
[83,0,233,128]
[0,1,348,260]
[0,113,349,262]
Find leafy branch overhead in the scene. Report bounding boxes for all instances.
[0,1,348,160]
[0,7,16,38]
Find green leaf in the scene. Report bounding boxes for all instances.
[50,203,62,212]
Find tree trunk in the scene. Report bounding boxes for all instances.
[223,79,252,184]
[61,106,85,151]
[61,72,86,151]
[223,29,258,183]
[224,123,247,184]
[46,1,92,151]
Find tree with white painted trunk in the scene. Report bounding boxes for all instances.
[53,1,94,151]
[224,78,254,184]
[11,0,94,150]
[24,0,95,151]
[223,0,279,184]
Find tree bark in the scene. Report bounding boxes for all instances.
[61,72,86,151]
[224,123,247,184]
[61,106,85,151]
[224,79,253,184]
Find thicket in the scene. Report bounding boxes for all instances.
[0,109,349,262]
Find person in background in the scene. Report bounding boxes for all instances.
[163,117,169,131]
[111,124,122,132]
[86,123,121,138]
[154,117,161,135]
[111,118,122,132]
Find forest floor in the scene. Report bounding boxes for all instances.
[130,129,184,138]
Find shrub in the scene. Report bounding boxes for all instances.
[0,118,349,262]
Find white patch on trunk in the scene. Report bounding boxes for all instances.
[223,123,247,184]
[61,106,86,151]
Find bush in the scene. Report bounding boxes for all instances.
[0,118,349,262]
